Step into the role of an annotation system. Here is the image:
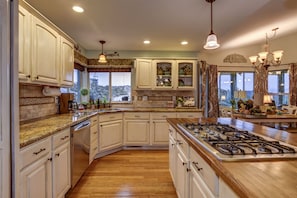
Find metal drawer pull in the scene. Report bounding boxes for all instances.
[60,135,69,140]
[182,162,187,166]
[162,115,167,117]
[55,153,60,157]
[93,131,97,134]
[109,117,115,119]
[176,140,183,145]
[93,147,98,150]
[192,162,203,171]
[48,158,52,161]
[33,148,46,155]
[134,115,140,118]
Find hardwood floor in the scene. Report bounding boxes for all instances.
[66,150,177,198]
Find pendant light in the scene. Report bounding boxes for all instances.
[98,40,107,63]
[204,0,220,50]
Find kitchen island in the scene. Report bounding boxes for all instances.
[167,117,297,198]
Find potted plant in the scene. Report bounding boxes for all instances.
[80,88,89,96]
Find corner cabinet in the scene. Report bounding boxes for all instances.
[135,59,152,89]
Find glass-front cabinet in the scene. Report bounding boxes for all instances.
[152,60,175,89]
[176,60,196,90]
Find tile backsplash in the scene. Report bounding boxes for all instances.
[19,84,58,122]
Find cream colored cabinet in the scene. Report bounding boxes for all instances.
[18,6,31,81]
[52,128,71,198]
[151,112,176,145]
[219,178,238,198]
[20,137,52,198]
[99,113,123,152]
[90,115,99,163]
[31,16,60,84]
[135,59,152,89]
[152,60,175,89]
[169,125,177,186]
[175,133,190,198]
[124,112,150,145]
[60,37,74,87]
[176,60,197,90]
[176,112,203,119]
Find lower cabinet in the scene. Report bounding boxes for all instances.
[99,113,123,152]
[124,112,150,145]
[151,112,176,145]
[168,126,177,185]
[20,128,71,198]
[176,146,189,198]
[20,137,52,198]
[90,115,99,163]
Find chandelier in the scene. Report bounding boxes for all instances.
[249,28,284,69]
[98,40,120,64]
[203,0,220,50]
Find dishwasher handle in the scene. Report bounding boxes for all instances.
[73,120,91,131]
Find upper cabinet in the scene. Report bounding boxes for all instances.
[152,60,175,90]
[60,37,74,87]
[18,6,31,82]
[176,60,197,90]
[135,59,152,89]
[18,5,74,86]
[135,59,197,90]
[31,16,60,85]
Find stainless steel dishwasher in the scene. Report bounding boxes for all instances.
[70,119,91,188]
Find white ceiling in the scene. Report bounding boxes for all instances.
[24,0,297,52]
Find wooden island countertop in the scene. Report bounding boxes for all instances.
[167,117,297,198]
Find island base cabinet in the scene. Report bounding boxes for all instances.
[175,147,189,198]
[169,137,176,185]
[219,178,239,198]
[20,155,52,198]
[151,120,170,145]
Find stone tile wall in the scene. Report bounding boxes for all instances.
[19,84,58,121]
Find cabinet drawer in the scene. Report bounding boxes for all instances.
[20,137,51,169]
[169,124,176,139]
[151,112,176,120]
[53,128,70,148]
[176,132,189,157]
[124,112,150,119]
[90,125,98,142]
[99,112,122,122]
[177,112,202,118]
[90,115,98,126]
[190,147,219,196]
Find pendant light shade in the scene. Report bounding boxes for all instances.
[204,0,220,50]
[98,40,107,63]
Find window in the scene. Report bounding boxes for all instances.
[61,69,82,102]
[268,69,289,107]
[89,70,131,103]
[218,72,254,107]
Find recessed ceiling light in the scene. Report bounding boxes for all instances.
[143,40,151,44]
[72,6,84,13]
[181,41,188,45]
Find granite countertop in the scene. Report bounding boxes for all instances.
[167,117,297,198]
[20,107,203,148]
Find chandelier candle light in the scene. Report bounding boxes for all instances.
[249,28,284,69]
[204,0,220,50]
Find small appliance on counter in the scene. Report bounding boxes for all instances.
[59,93,75,113]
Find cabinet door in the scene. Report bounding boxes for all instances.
[20,155,52,198]
[190,169,215,198]
[169,137,176,185]
[151,120,169,145]
[177,112,203,119]
[176,60,197,90]
[99,120,123,152]
[53,142,71,198]
[124,120,150,145]
[135,59,152,89]
[152,60,175,89]
[60,37,74,86]
[18,6,31,81]
[176,148,189,198]
[31,16,60,84]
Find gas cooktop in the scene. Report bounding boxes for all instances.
[177,122,297,161]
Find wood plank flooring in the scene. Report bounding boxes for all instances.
[66,150,177,198]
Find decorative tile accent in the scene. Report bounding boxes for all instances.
[20,97,55,106]
[88,58,134,66]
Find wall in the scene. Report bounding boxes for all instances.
[19,84,58,122]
